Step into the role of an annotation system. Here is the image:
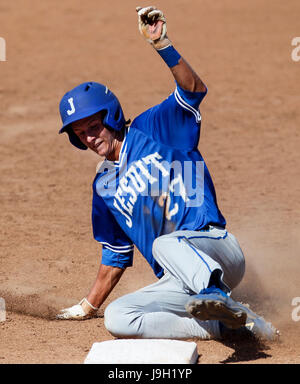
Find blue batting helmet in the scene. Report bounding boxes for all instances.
[59,81,126,150]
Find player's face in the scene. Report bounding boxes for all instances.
[72,113,118,160]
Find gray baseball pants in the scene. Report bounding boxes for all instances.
[104,226,245,339]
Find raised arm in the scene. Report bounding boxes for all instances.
[136,6,206,93]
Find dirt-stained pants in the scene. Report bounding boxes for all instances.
[104,226,245,339]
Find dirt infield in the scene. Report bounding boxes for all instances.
[1,0,300,364]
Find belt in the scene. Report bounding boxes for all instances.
[198,224,211,231]
[198,224,226,231]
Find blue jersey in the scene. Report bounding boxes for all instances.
[92,84,226,278]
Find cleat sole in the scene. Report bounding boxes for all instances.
[186,298,247,329]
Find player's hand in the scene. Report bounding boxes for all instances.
[56,298,98,320]
[136,6,171,50]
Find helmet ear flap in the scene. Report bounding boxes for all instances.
[102,98,126,131]
[66,127,87,150]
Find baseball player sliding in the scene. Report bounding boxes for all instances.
[57,6,278,341]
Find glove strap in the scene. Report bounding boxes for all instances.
[80,298,99,311]
[156,45,181,68]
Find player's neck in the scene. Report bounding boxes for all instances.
[106,135,124,162]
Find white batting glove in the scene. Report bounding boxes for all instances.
[136,6,171,50]
[56,298,99,320]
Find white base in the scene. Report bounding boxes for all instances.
[84,339,198,364]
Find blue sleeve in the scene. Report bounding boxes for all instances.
[92,177,134,269]
[101,247,133,269]
[132,83,207,150]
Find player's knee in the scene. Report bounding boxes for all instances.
[104,301,142,338]
[104,301,123,336]
[152,234,168,257]
[152,234,175,265]
[152,237,160,258]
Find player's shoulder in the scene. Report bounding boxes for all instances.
[95,159,106,175]
[130,105,154,128]
[130,91,174,132]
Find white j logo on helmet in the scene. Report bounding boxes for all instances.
[67,97,76,116]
